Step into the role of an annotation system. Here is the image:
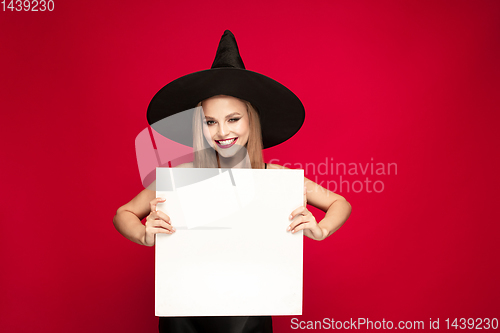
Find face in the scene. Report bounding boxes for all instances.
[201,95,250,158]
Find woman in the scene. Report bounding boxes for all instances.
[113,30,351,333]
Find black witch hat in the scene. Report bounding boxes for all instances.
[147,30,305,149]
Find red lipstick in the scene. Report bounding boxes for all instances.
[215,137,238,148]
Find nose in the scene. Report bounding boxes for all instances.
[218,122,229,137]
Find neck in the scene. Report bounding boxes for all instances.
[217,148,251,169]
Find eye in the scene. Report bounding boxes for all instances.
[229,118,241,122]
[205,120,216,125]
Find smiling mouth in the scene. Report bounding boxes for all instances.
[215,137,237,148]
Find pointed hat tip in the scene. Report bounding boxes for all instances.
[211,29,245,69]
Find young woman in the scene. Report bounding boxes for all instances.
[113,30,351,333]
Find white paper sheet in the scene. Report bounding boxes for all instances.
[155,168,304,316]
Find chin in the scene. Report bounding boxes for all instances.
[216,145,245,158]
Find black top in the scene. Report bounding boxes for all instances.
[159,316,273,333]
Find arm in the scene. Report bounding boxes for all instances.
[113,182,175,246]
[113,162,192,245]
[300,176,351,240]
[268,163,352,241]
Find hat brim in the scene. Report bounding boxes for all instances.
[147,68,305,149]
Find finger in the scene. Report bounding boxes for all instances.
[289,206,309,220]
[147,218,175,230]
[154,228,173,234]
[154,210,171,224]
[146,220,175,233]
[147,210,158,220]
[287,216,305,231]
[150,197,166,213]
[291,222,309,233]
[147,225,174,234]
[147,210,162,222]
[154,224,176,233]
[288,214,314,231]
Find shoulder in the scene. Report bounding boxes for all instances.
[146,162,193,189]
[266,163,290,170]
[175,162,194,168]
[145,163,193,190]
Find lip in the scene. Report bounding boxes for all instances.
[215,137,238,148]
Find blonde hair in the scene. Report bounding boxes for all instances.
[192,98,264,169]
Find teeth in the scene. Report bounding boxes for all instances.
[218,138,235,145]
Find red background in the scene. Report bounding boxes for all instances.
[1,0,499,332]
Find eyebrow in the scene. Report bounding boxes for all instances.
[204,112,242,120]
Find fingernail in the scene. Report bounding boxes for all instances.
[289,215,293,220]
[172,228,176,231]
[287,226,291,231]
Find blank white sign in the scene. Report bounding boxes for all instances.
[155,168,304,317]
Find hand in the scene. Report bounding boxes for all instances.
[143,197,175,246]
[287,186,326,240]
